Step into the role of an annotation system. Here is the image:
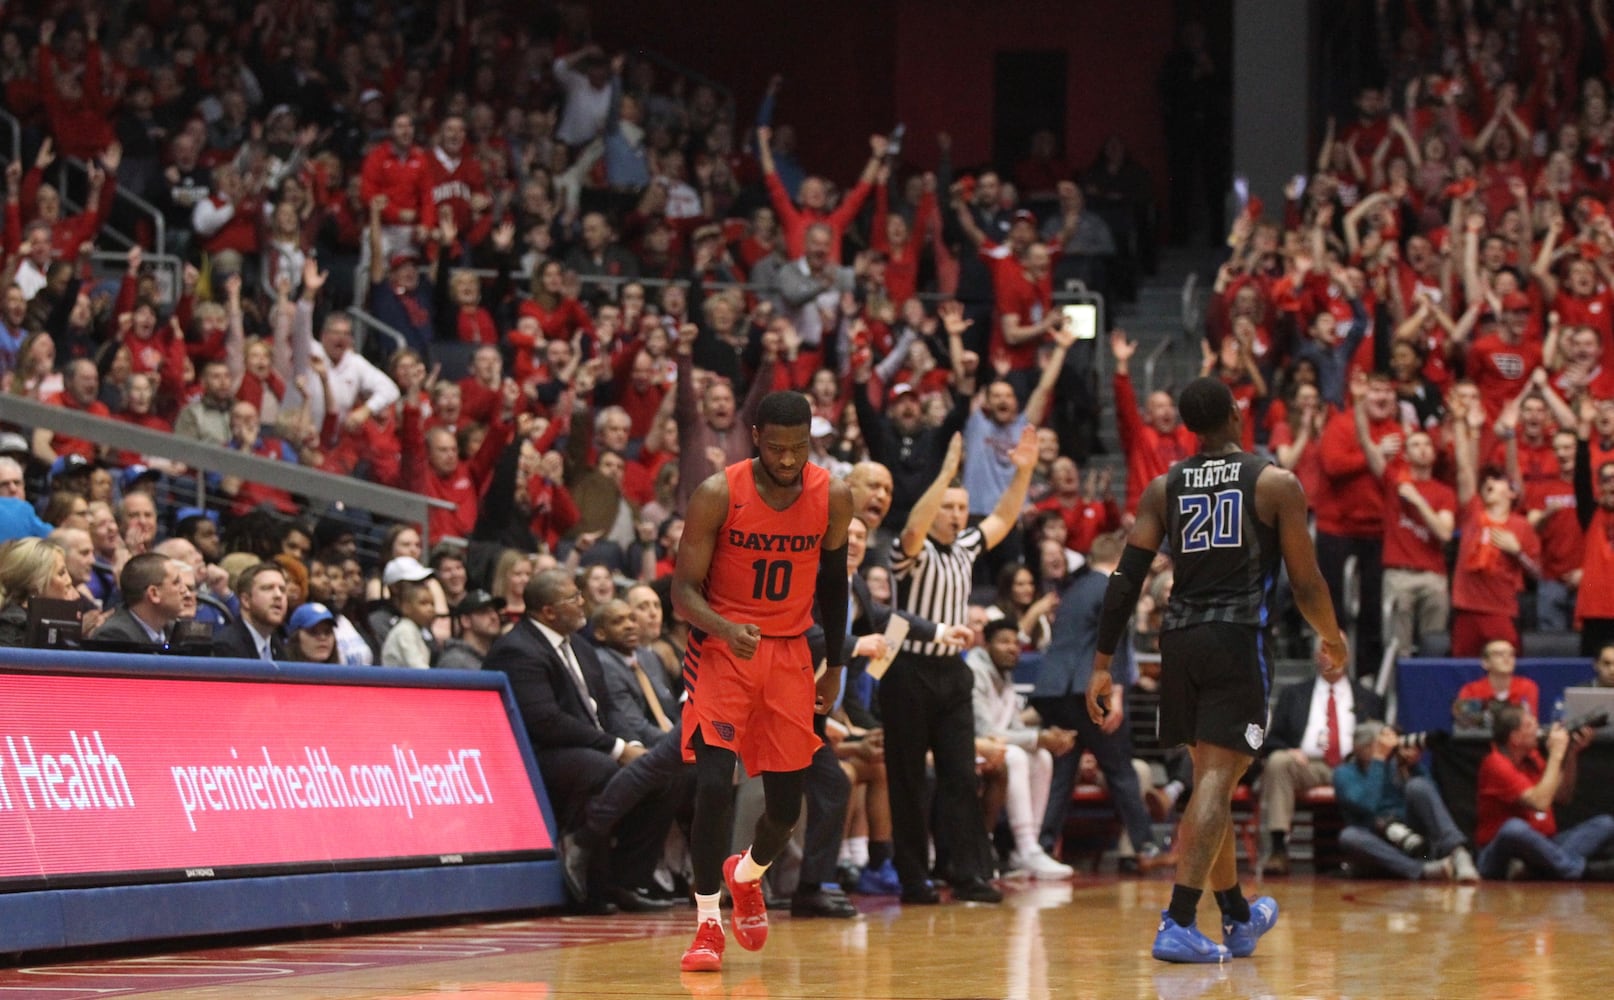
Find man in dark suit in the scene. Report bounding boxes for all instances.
[592,599,679,747]
[1032,534,1174,872]
[485,568,675,914]
[1259,659,1385,875]
[211,563,289,661]
[86,552,186,649]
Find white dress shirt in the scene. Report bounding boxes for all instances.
[1300,677,1357,760]
[306,343,400,428]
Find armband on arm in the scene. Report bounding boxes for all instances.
[816,542,850,667]
[1095,544,1155,656]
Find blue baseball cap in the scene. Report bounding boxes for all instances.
[288,602,336,633]
[174,506,219,527]
[48,454,92,481]
[121,464,161,490]
[0,496,51,542]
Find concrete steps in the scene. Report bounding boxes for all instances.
[1090,246,1219,463]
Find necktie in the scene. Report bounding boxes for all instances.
[1323,684,1342,767]
[631,653,674,733]
[560,639,601,728]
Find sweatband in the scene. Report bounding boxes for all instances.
[1095,544,1155,656]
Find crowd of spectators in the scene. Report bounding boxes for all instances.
[7,0,1614,911]
[1138,0,1614,878]
[0,0,1158,912]
[0,0,1154,569]
[1145,0,1614,668]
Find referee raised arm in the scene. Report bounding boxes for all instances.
[881,427,1039,904]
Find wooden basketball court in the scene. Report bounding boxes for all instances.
[0,873,1604,999]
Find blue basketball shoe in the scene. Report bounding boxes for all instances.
[1152,912,1232,963]
[1222,895,1279,958]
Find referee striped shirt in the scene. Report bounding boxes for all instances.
[891,526,984,656]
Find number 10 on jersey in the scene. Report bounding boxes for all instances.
[751,559,793,601]
[1178,490,1242,552]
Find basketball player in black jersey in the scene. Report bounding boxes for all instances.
[1087,377,1348,963]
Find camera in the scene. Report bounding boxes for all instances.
[1397,731,1430,750]
[1381,820,1426,858]
[1542,709,1612,746]
[1565,709,1611,734]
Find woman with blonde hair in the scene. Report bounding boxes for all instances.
[9,331,61,399]
[491,548,536,630]
[0,537,78,646]
[437,230,513,346]
[520,260,593,343]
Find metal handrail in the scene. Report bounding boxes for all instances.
[52,158,78,213]
[67,155,165,251]
[1181,271,1202,342]
[0,394,454,544]
[114,183,167,258]
[635,49,736,130]
[1142,337,1175,399]
[1376,637,1399,709]
[346,305,409,359]
[431,264,768,294]
[52,157,134,250]
[88,250,184,309]
[1141,340,1173,397]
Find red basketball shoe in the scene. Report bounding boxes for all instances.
[724,853,769,951]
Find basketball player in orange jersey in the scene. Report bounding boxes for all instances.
[673,391,854,973]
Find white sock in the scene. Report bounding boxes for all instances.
[734,848,770,883]
[846,836,869,867]
[1163,780,1184,808]
[696,891,722,927]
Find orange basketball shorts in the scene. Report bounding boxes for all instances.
[680,628,818,774]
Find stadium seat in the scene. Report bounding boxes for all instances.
[1521,630,1582,659]
[433,341,480,383]
[1415,633,1452,658]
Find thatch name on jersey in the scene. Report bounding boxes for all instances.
[1181,463,1243,489]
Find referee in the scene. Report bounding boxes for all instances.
[883,427,1039,904]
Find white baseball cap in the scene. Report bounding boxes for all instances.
[382,556,433,587]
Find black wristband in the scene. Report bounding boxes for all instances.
[1095,544,1154,656]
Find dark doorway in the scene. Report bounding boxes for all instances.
[992,51,1068,175]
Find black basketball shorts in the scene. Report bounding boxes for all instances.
[1157,622,1271,755]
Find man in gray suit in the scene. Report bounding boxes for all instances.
[1032,532,1173,870]
[87,553,187,649]
[592,598,679,747]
